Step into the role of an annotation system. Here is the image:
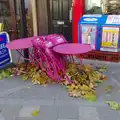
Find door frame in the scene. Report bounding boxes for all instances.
[9,0,17,40]
[47,0,52,34]
[36,0,48,35]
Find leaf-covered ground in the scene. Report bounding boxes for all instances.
[1,62,108,101]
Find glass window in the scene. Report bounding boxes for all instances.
[0,0,11,34]
[85,0,120,14]
[85,0,103,14]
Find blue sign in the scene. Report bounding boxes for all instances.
[0,32,12,68]
[78,14,103,50]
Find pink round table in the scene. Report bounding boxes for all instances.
[6,36,39,63]
[6,36,38,50]
[53,43,92,55]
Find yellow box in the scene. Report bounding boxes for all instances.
[0,23,4,32]
[101,27,119,49]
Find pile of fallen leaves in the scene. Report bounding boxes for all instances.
[7,62,107,101]
[61,63,107,101]
[7,63,53,85]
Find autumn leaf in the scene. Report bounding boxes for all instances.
[105,85,113,93]
[83,93,97,101]
[31,109,39,117]
[105,101,120,110]
[0,75,3,80]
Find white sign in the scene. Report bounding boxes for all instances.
[106,15,120,24]
[84,18,98,22]
[57,21,64,25]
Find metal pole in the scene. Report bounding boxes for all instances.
[19,0,29,62]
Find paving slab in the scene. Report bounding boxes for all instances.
[1,104,22,120]
[18,105,40,118]
[58,119,77,120]
[97,106,120,120]
[79,106,100,120]
[0,114,5,120]
[35,106,58,120]
[58,106,78,119]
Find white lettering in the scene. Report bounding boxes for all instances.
[0,49,7,55]
[0,43,5,49]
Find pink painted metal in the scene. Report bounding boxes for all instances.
[31,34,71,83]
[53,43,92,65]
[45,34,67,48]
[6,36,39,50]
[53,43,92,55]
[6,34,92,83]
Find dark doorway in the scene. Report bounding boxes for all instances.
[47,0,72,42]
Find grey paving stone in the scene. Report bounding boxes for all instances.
[16,117,40,120]
[4,92,23,99]
[0,104,4,111]
[55,100,105,107]
[1,104,22,120]
[0,100,5,104]
[106,63,120,73]
[4,99,24,105]
[20,85,61,100]
[79,106,100,120]
[18,105,40,117]
[36,106,58,120]
[112,74,120,87]
[97,106,120,120]
[58,119,77,120]
[22,91,55,100]
[97,76,120,102]
[0,82,32,97]
[58,106,78,119]
[23,100,54,106]
[55,90,75,100]
[0,114,5,120]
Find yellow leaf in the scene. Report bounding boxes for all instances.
[81,85,91,91]
[31,109,39,117]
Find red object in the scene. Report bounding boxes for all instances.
[81,50,120,62]
[0,37,3,41]
[73,0,85,43]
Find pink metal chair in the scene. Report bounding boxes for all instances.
[6,35,92,84]
[31,34,72,83]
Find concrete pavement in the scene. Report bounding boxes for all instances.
[0,60,120,120]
